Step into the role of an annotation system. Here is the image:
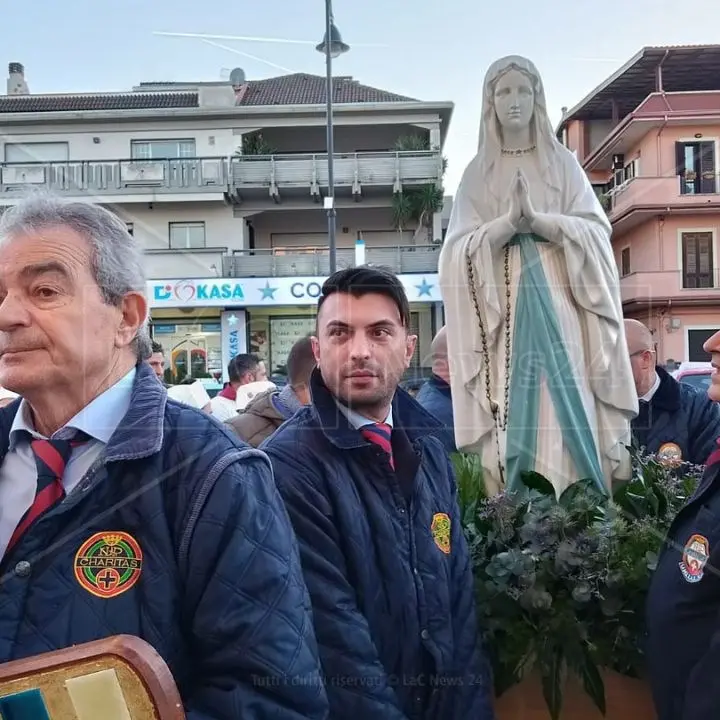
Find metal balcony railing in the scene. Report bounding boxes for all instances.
[0,151,443,198]
[222,244,441,278]
[0,157,229,196]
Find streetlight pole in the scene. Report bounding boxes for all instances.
[316,0,349,275]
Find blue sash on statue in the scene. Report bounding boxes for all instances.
[504,233,606,495]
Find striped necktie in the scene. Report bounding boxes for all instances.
[361,422,395,470]
[705,438,720,469]
[7,433,88,552]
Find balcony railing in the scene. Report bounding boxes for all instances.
[222,244,441,277]
[607,175,720,222]
[229,151,442,194]
[0,151,442,199]
[619,269,720,305]
[0,158,229,197]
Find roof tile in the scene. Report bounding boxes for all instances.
[238,73,416,106]
[0,92,198,113]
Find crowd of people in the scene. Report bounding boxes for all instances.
[0,194,718,719]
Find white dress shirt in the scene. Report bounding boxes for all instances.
[640,372,661,403]
[0,367,136,558]
[336,400,394,430]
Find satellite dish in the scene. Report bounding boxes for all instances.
[229,67,246,85]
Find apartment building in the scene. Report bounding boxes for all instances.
[558,45,720,364]
[0,63,451,381]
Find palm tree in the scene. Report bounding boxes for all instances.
[391,135,446,243]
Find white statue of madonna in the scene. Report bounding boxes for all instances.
[439,55,638,497]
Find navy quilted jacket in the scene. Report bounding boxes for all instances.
[0,363,328,720]
[262,369,494,720]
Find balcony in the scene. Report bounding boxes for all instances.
[607,175,720,231]
[0,158,229,201]
[144,247,228,279]
[619,269,720,309]
[0,151,442,205]
[228,151,443,202]
[222,244,441,277]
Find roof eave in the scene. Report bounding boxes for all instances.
[0,100,455,127]
[555,46,648,133]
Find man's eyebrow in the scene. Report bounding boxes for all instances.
[18,261,70,281]
[324,319,399,329]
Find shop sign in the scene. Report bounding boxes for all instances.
[148,274,440,308]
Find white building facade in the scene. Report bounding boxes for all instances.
[0,63,451,381]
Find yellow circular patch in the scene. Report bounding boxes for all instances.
[431,512,451,555]
[657,442,682,467]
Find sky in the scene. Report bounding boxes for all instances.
[5,0,720,193]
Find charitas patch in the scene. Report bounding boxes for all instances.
[658,442,683,467]
[74,532,143,598]
[431,512,451,555]
[679,533,709,583]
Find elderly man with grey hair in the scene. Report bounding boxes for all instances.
[0,196,327,719]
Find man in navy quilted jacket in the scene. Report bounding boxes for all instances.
[263,266,495,719]
[0,196,327,720]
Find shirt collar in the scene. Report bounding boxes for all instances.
[640,372,661,402]
[9,367,137,448]
[335,398,394,430]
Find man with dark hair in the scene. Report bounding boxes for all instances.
[226,336,314,447]
[263,266,494,719]
[148,340,169,385]
[210,352,268,422]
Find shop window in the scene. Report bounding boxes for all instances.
[151,320,222,383]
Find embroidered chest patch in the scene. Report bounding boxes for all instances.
[74,532,143,598]
[431,512,451,555]
[679,533,710,584]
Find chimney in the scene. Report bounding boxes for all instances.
[7,63,29,95]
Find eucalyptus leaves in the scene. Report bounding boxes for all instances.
[454,451,701,719]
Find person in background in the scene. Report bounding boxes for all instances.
[263,266,494,719]
[227,336,315,447]
[646,327,720,719]
[625,319,720,466]
[0,196,328,719]
[210,353,267,422]
[416,325,456,453]
[148,340,170,386]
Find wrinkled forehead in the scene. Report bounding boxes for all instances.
[0,225,90,265]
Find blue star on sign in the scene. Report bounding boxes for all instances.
[415,277,434,297]
[259,281,278,300]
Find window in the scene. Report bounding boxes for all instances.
[676,141,716,194]
[688,328,720,362]
[4,142,69,163]
[681,231,714,288]
[620,247,631,277]
[169,222,206,250]
[131,139,196,160]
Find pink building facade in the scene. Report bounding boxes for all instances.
[558,45,720,364]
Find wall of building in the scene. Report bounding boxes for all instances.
[627,306,720,364]
[250,206,411,249]
[114,201,240,251]
[616,213,720,276]
[255,123,424,154]
[628,124,720,176]
[1,125,237,160]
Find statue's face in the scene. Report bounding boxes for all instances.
[493,68,534,132]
